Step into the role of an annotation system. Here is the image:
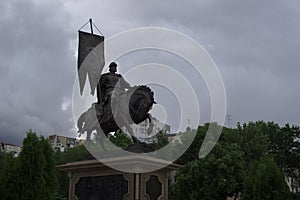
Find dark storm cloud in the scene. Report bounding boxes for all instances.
[95,0,300,75]
[1,0,300,145]
[103,0,300,126]
[64,0,300,126]
[0,0,76,145]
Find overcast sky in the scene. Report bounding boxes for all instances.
[1,0,300,145]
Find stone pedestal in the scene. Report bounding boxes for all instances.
[57,155,182,200]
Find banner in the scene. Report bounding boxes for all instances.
[78,31,105,95]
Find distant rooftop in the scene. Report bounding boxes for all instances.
[0,141,21,147]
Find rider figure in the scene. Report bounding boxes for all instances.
[97,62,132,111]
[79,62,154,144]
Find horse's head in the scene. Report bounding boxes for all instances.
[137,99,153,114]
[128,85,156,124]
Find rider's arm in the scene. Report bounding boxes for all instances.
[97,75,106,104]
[119,74,132,89]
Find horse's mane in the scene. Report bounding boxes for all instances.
[128,85,155,106]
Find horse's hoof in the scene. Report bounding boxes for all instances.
[132,136,139,143]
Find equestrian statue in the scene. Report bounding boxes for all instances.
[77,62,155,146]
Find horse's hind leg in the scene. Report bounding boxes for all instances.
[86,131,91,141]
[83,131,92,146]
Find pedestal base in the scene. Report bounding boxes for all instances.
[58,155,182,200]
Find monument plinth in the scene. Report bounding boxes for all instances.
[58,155,182,200]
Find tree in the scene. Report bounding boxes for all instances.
[40,136,58,200]
[0,130,59,200]
[108,130,132,148]
[171,142,245,200]
[175,125,207,165]
[154,131,169,149]
[58,144,91,164]
[238,121,270,165]
[0,152,21,200]
[242,156,291,200]
[267,123,300,186]
[175,123,238,165]
[18,130,48,199]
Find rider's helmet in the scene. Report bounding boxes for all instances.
[109,62,117,72]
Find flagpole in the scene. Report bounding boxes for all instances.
[89,18,94,35]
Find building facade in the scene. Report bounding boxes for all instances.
[0,142,22,157]
[48,135,83,152]
[122,117,171,143]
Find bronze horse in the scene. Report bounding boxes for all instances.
[77,85,155,145]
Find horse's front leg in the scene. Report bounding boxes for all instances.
[146,114,154,135]
[124,123,139,143]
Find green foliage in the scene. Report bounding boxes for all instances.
[56,144,91,164]
[238,121,270,165]
[175,125,207,165]
[55,169,69,199]
[171,121,300,199]
[40,136,58,200]
[267,123,300,184]
[0,151,5,172]
[220,126,241,144]
[19,131,48,199]
[171,142,245,200]
[242,156,291,200]
[108,130,132,148]
[175,123,238,165]
[54,193,68,200]
[1,120,298,199]
[292,193,300,200]
[0,152,21,199]
[154,131,169,149]
[0,130,58,200]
